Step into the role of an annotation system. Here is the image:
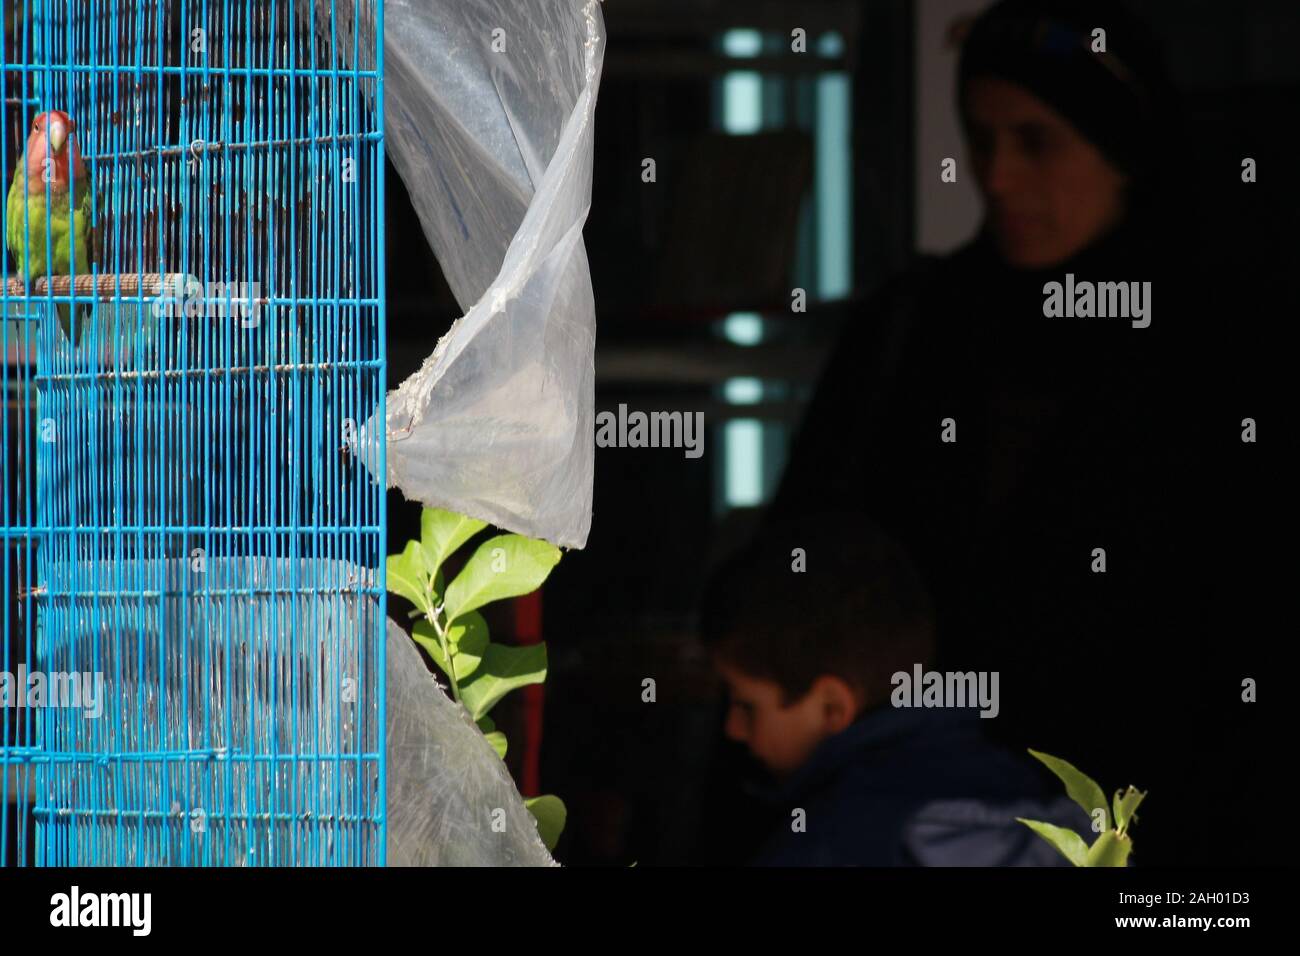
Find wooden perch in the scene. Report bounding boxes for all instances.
[3,273,190,300]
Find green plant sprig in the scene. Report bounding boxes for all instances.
[1017,749,1147,867]
[387,506,567,850]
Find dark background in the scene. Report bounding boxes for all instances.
[383,0,1297,867]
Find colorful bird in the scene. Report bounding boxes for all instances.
[6,109,94,342]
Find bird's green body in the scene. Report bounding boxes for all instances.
[7,165,92,341]
[6,166,91,284]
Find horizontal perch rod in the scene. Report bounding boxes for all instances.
[3,273,190,299]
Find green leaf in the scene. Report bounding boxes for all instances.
[1016,818,1089,867]
[1084,829,1133,867]
[412,617,489,684]
[420,508,487,580]
[1028,749,1111,832]
[524,795,566,851]
[1112,786,1146,835]
[476,715,496,734]
[411,620,451,680]
[448,609,487,647]
[459,643,548,721]
[443,534,561,624]
[484,731,508,759]
[447,611,489,680]
[387,541,433,617]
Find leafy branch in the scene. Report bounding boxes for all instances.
[387,507,567,851]
[1017,749,1147,867]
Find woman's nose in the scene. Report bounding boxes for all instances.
[979,143,1024,200]
[724,709,747,742]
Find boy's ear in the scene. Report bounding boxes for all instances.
[813,675,862,733]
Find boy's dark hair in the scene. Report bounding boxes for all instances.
[700,512,935,708]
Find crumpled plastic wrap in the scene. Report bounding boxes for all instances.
[365,0,605,549]
[385,616,556,866]
[40,556,553,866]
[40,556,383,865]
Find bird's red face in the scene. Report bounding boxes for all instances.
[25,110,86,194]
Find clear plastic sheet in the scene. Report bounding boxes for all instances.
[363,0,605,549]
[41,557,553,866]
[40,557,383,866]
[371,0,595,864]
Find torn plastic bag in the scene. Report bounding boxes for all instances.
[362,0,605,549]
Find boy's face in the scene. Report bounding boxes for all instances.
[715,660,856,778]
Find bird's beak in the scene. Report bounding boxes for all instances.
[47,118,67,153]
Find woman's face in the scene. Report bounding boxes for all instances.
[964,76,1130,269]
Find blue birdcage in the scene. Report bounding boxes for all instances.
[1,0,387,865]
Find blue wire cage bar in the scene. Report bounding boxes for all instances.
[1,0,386,865]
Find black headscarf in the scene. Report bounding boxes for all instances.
[957,0,1174,179]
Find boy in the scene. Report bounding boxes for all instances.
[699,513,1089,866]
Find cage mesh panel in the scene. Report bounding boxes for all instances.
[1,0,386,866]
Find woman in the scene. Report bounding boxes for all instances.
[770,0,1277,865]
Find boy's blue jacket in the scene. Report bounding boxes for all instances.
[750,705,1091,866]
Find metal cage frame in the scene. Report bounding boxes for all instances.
[2,0,387,866]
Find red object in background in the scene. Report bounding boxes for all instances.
[514,591,544,797]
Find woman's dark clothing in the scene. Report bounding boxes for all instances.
[769,213,1283,865]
